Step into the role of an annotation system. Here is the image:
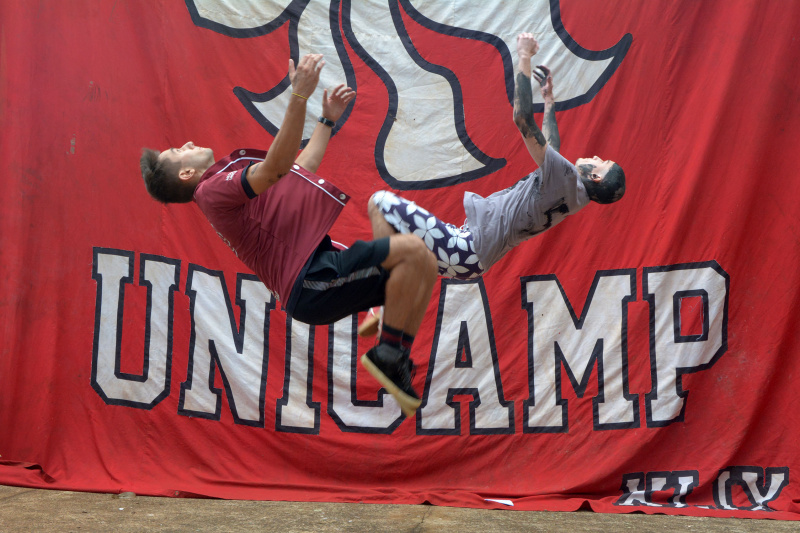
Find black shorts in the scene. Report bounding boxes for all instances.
[290,237,390,325]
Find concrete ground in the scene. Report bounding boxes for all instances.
[1,485,798,533]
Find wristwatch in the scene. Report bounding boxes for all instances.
[318,116,335,128]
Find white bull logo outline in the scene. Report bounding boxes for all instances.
[186,0,631,189]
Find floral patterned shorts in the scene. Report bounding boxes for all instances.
[371,191,486,279]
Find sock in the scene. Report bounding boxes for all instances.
[400,332,415,352]
[380,325,404,349]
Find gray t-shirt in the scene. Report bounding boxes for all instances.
[463,145,589,270]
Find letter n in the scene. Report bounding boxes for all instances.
[179,266,274,427]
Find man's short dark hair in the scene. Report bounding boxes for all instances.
[583,163,626,204]
[140,148,195,204]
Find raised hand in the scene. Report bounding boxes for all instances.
[533,65,554,104]
[321,84,356,122]
[516,32,539,61]
[288,54,325,99]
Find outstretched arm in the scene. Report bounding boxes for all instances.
[513,33,547,168]
[246,54,324,195]
[535,65,560,153]
[295,84,356,173]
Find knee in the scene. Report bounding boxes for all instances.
[368,192,388,224]
[385,233,436,279]
[368,191,389,212]
[367,194,379,216]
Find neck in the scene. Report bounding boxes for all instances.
[197,162,213,176]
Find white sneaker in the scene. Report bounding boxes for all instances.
[357,306,383,337]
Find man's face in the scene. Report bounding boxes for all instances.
[576,156,615,181]
[158,142,214,184]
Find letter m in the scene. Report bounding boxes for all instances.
[522,270,638,432]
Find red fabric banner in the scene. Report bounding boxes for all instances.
[2,0,800,519]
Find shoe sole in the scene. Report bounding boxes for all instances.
[360,354,422,418]
[357,313,381,338]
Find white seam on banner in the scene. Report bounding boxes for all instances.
[484,499,514,506]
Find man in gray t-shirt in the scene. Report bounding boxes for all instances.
[368,32,626,281]
[462,143,589,271]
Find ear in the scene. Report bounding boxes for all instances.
[591,166,611,182]
[178,167,196,182]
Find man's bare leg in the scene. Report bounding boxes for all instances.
[361,233,436,417]
[358,198,401,337]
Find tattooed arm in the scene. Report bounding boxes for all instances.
[513,33,547,167]
[536,66,560,153]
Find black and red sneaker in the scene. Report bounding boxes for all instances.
[361,343,421,417]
